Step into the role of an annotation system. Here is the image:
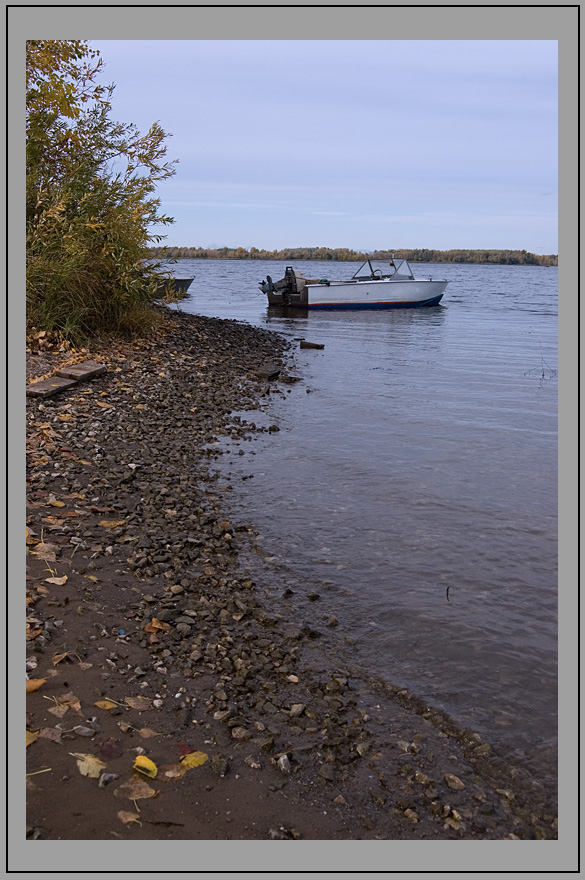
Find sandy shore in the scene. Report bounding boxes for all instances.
[24,309,557,841]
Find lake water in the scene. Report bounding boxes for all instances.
[170,258,558,790]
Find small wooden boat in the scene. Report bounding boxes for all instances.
[259,259,447,310]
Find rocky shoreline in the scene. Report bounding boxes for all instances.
[25,309,557,841]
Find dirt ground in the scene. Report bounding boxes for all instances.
[23,312,558,846]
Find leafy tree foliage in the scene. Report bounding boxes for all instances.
[26,40,180,340]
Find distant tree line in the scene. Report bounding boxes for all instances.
[149,245,558,267]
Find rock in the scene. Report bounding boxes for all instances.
[277,754,291,773]
[444,773,465,790]
[231,726,251,740]
[210,755,229,777]
[318,764,336,781]
[289,703,305,718]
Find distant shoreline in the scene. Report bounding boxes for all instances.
[148,246,558,267]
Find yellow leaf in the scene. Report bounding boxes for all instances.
[96,401,114,409]
[45,575,68,586]
[26,729,40,747]
[99,520,126,529]
[26,678,46,693]
[180,751,208,769]
[117,811,142,826]
[70,752,108,778]
[47,499,65,508]
[95,699,118,711]
[133,755,158,778]
[135,404,147,410]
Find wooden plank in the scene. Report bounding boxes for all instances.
[56,361,107,381]
[26,376,79,398]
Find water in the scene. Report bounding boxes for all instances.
[171,258,558,788]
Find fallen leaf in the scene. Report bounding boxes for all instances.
[70,752,108,778]
[45,575,68,586]
[26,679,46,693]
[38,727,63,743]
[138,728,161,739]
[117,811,142,826]
[53,691,82,713]
[160,764,187,780]
[95,401,114,409]
[124,696,152,711]
[114,777,158,800]
[52,651,81,665]
[99,738,124,761]
[99,520,126,529]
[144,618,171,634]
[47,704,70,718]
[133,755,158,778]
[47,499,65,508]
[26,730,40,747]
[180,751,208,770]
[36,585,50,596]
[42,515,65,526]
[95,699,118,711]
[31,543,58,561]
[26,626,42,641]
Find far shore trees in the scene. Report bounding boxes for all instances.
[26,40,181,341]
[149,245,557,267]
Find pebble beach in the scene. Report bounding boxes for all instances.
[25,308,558,842]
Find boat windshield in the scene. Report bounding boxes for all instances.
[351,259,415,280]
[351,260,393,279]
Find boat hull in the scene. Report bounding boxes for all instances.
[305,292,445,310]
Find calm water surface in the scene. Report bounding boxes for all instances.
[172,259,558,786]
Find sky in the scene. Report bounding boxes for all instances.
[89,40,558,255]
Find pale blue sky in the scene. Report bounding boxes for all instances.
[90,40,558,254]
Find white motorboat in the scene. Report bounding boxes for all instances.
[259,259,447,310]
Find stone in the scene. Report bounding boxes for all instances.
[444,773,465,790]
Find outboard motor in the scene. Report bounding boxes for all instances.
[282,266,297,305]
